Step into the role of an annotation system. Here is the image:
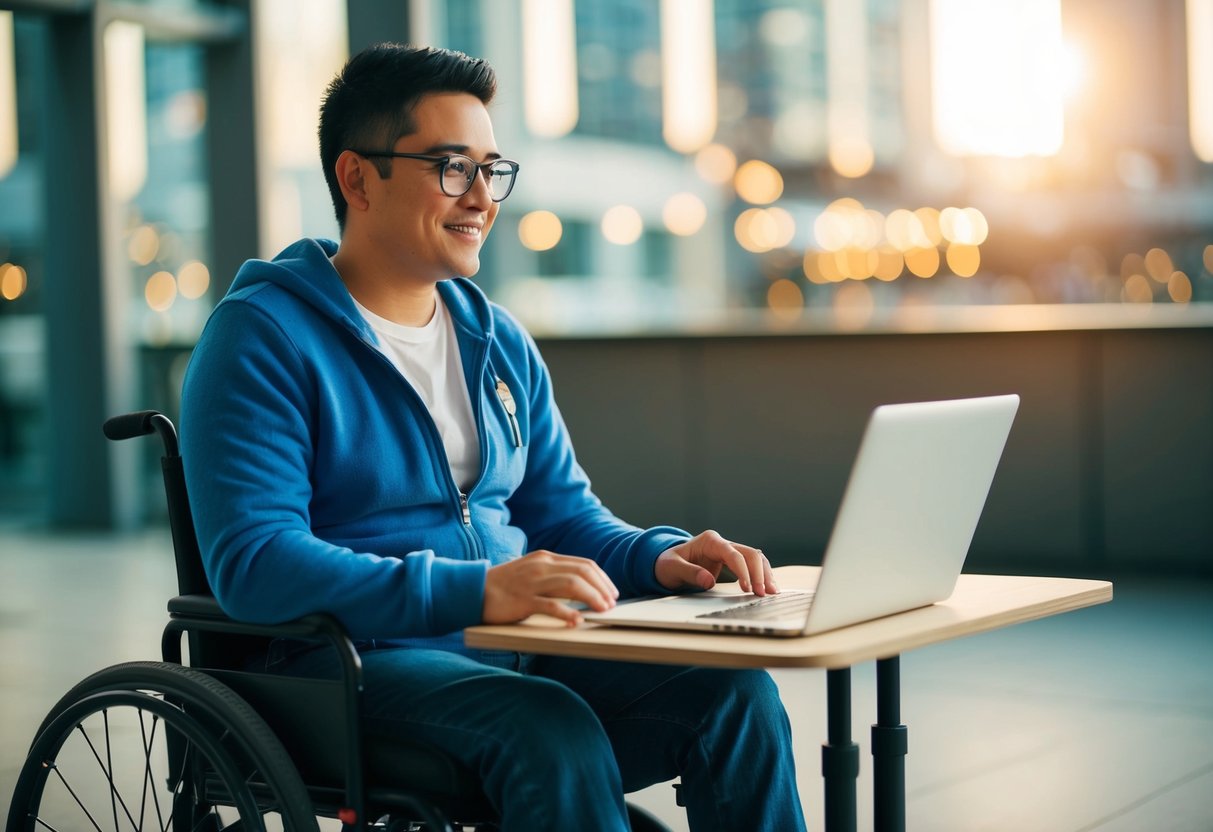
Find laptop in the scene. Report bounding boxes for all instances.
[585,394,1020,637]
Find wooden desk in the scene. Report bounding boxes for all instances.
[466,566,1113,832]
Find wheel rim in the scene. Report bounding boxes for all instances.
[12,689,266,832]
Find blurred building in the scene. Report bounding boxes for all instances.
[0,0,1211,530]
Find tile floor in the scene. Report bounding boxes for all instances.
[2,528,1211,831]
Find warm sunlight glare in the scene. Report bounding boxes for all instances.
[104,20,148,200]
[661,0,718,153]
[1188,0,1213,162]
[523,0,579,138]
[0,12,16,180]
[930,0,1066,157]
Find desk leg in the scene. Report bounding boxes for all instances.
[872,655,908,832]
[823,667,859,832]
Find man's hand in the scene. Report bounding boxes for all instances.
[654,530,777,596]
[483,550,619,627]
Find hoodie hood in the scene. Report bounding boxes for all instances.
[225,237,496,346]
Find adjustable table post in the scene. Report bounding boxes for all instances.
[822,667,859,832]
[872,655,908,832]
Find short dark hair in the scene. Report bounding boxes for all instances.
[318,43,497,231]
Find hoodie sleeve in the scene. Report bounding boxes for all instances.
[180,297,488,638]
[504,327,690,597]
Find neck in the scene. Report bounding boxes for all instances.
[331,242,439,327]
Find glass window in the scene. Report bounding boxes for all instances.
[537,219,592,278]
[0,13,47,519]
[254,0,347,256]
[574,0,662,145]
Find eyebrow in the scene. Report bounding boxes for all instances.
[421,143,503,161]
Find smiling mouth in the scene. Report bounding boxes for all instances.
[445,224,482,237]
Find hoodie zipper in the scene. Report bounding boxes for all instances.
[350,324,485,559]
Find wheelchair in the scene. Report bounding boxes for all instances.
[7,411,675,831]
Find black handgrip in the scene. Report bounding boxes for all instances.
[103,410,161,440]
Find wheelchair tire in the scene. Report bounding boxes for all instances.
[7,660,320,832]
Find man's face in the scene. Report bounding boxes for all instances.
[362,92,502,284]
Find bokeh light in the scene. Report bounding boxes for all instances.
[829,140,875,179]
[946,244,981,277]
[765,206,796,249]
[145,270,177,312]
[734,160,783,204]
[1168,271,1192,303]
[519,210,564,251]
[127,224,159,266]
[601,205,643,245]
[1,262,27,300]
[766,278,803,320]
[694,143,737,185]
[735,208,778,253]
[913,207,943,246]
[1120,253,1147,282]
[1123,273,1154,303]
[1144,248,1174,283]
[905,246,940,278]
[177,260,210,299]
[662,193,707,236]
[940,207,989,245]
[873,247,904,281]
[885,209,930,251]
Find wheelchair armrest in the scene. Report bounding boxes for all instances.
[167,594,353,643]
[163,594,362,690]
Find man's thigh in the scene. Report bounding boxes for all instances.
[530,655,785,790]
[269,643,541,727]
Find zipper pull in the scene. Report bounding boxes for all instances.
[459,493,472,525]
[496,378,523,448]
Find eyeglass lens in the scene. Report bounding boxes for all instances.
[443,155,516,201]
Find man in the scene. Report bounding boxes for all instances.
[181,43,806,831]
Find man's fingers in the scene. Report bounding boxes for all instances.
[760,551,779,594]
[521,555,616,610]
[540,573,615,612]
[667,554,717,590]
[535,597,583,626]
[718,543,755,593]
[733,542,771,596]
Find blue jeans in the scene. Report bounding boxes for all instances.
[263,642,807,832]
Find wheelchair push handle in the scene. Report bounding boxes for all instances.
[103,410,179,457]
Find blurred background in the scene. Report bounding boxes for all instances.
[0,0,1211,577]
[2,3,1212,829]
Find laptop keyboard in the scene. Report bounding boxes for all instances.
[694,591,816,621]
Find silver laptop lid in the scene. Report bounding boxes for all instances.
[803,394,1019,634]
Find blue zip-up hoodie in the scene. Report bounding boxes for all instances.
[180,238,690,652]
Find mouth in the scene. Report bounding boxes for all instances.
[445,224,483,239]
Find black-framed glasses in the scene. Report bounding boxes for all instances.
[351,150,520,202]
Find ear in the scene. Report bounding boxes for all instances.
[334,150,372,214]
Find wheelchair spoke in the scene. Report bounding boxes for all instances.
[163,734,195,832]
[31,816,66,832]
[105,711,120,832]
[141,710,169,832]
[47,763,106,832]
[76,720,141,832]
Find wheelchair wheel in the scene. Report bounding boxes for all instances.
[7,661,320,832]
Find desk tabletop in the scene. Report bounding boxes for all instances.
[464,566,1113,669]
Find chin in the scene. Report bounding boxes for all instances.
[454,259,481,278]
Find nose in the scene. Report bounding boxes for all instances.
[461,166,494,207]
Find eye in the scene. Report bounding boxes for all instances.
[445,157,472,177]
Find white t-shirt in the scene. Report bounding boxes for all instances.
[352,294,481,492]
